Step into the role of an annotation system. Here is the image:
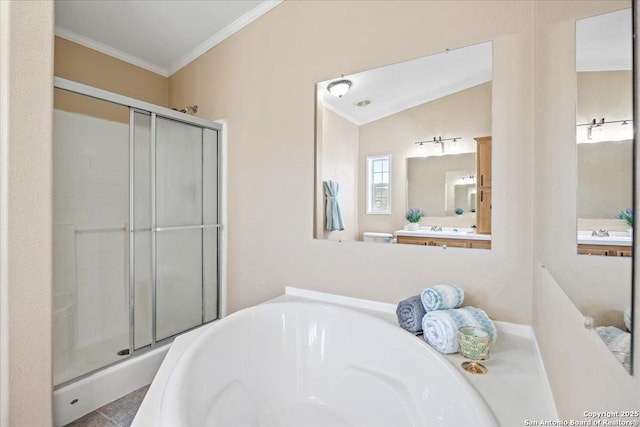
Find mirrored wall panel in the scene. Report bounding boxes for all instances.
[575,7,633,372]
[315,42,492,250]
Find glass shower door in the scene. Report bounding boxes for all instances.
[154,117,219,342]
[53,89,131,385]
[54,79,223,388]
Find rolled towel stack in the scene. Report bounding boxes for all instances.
[396,285,464,334]
[395,295,426,334]
[624,307,631,332]
[422,306,497,354]
[421,284,464,311]
[596,326,630,365]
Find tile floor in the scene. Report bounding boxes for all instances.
[64,385,149,427]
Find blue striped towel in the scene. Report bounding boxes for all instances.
[396,295,427,334]
[624,307,631,332]
[596,326,630,364]
[420,284,464,311]
[421,306,497,354]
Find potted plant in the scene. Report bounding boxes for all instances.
[406,208,425,231]
[616,208,633,236]
[455,208,464,215]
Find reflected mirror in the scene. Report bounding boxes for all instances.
[315,42,492,250]
[575,7,633,371]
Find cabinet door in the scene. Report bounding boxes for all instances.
[397,236,429,245]
[477,188,492,234]
[470,240,491,249]
[476,138,492,188]
[578,245,611,256]
[616,248,632,257]
[430,238,469,248]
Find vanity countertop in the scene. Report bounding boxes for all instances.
[396,227,491,241]
[577,231,631,246]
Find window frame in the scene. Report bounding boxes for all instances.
[366,154,392,215]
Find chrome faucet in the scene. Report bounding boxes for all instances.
[592,229,609,237]
[431,225,442,232]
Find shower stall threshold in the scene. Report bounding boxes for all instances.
[53,343,170,427]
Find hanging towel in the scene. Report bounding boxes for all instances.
[324,180,344,231]
[396,295,426,334]
[624,307,631,332]
[420,284,464,311]
[421,306,497,354]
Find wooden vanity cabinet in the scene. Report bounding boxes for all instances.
[475,136,492,234]
[578,244,631,257]
[396,235,491,249]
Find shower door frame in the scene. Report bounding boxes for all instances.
[53,77,226,379]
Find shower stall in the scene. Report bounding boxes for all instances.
[52,78,223,387]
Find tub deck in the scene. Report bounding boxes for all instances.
[133,288,556,426]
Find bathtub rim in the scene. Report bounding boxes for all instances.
[133,289,558,427]
[157,300,499,427]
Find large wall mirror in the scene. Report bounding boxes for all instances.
[575,7,633,372]
[315,41,493,250]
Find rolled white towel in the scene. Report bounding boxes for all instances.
[421,306,497,354]
[596,326,630,365]
[420,284,464,311]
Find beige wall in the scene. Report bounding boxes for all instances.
[3,1,634,423]
[358,81,491,236]
[54,37,169,124]
[577,71,632,126]
[0,0,54,425]
[169,1,534,324]
[533,0,639,419]
[320,107,359,241]
[55,36,169,108]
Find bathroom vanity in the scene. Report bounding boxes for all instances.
[577,231,632,257]
[396,228,491,249]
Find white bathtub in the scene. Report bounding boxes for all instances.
[158,301,498,426]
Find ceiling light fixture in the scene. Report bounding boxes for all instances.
[327,79,352,98]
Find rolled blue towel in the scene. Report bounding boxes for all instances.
[420,284,464,311]
[596,326,630,365]
[624,307,631,332]
[421,306,497,354]
[396,295,427,334]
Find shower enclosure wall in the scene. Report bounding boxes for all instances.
[53,78,223,386]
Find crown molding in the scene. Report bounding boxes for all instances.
[167,0,283,76]
[55,0,283,79]
[55,26,170,77]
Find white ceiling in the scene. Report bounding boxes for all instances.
[319,6,631,127]
[54,0,282,77]
[318,41,493,126]
[576,8,631,72]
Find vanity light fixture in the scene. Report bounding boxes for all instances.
[587,118,605,140]
[327,79,352,98]
[577,118,633,143]
[414,136,461,154]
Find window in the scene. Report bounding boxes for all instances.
[366,155,391,214]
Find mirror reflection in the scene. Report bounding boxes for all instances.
[315,42,492,250]
[575,8,633,371]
